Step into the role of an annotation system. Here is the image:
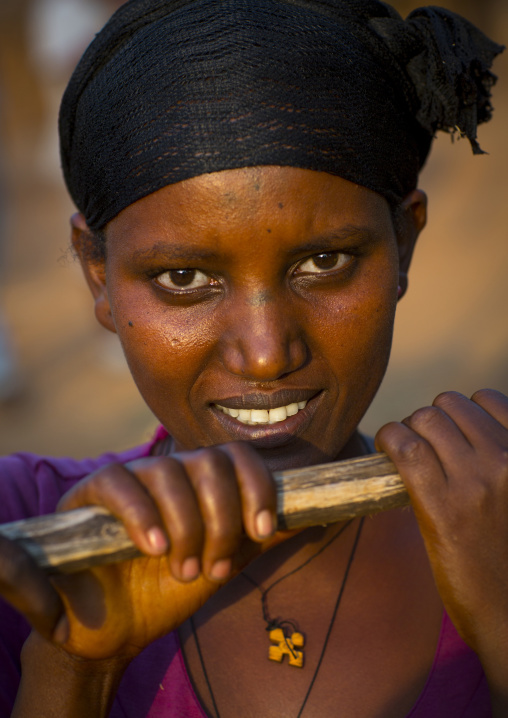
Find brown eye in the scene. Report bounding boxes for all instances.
[169,269,196,286]
[297,252,350,274]
[312,253,340,270]
[156,268,212,290]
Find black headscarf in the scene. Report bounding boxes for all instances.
[59,0,503,231]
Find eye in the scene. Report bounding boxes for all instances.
[296,252,351,274]
[155,268,213,291]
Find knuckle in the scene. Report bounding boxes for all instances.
[119,499,154,528]
[497,443,508,462]
[203,506,242,546]
[432,391,463,410]
[375,421,400,446]
[94,464,128,495]
[64,462,127,508]
[471,388,497,404]
[224,440,258,462]
[242,479,275,513]
[450,480,493,528]
[207,534,239,556]
[206,508,241,539]
[491,446,508,480]
[142,456,182,487]
[395,434,428,466]
[408,406,440,430]
[170,525,202,552]
[192,447,231,479]
[170,537,203,564]
[166,505,202,540]
[476,482,492,511]
[223,443,273,492]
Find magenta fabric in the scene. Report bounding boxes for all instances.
[0,435,491,717]
[407,611,490,717]
[112,610,490,718]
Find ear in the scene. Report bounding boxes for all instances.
[395,189,427,300]
[71,213,117,333]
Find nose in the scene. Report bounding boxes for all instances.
[220,291,308,381]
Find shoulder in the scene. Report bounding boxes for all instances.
[0,432,162,524]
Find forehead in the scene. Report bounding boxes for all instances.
[106,166,393,252]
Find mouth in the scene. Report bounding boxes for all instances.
[210,390,323,449]
[215,399,308,425]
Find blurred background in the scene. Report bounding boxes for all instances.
[0,0,506,458]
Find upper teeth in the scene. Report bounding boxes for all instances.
[215,401,307,425]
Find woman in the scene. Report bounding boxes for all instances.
[0,1,507,716]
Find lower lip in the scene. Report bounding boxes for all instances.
[210,393,323,449]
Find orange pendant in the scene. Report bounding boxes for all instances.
[268,627,305,668]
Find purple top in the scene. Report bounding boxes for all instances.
[0,435,491,717]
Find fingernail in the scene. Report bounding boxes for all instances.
[181,557,200,581]
[146,527,168,554]
[255,509,274,539]
[52,615,70,645]
[210,558,232,581]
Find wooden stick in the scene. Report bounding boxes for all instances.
[0,453,408,574]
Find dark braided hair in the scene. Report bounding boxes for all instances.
[59,0,503,250]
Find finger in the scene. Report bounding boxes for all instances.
[401,402,474,480]
[375,421,449,515]
[181,447,244,582]
[431,391,508,448]
[57,462,169,557]
[0,536,67,644]
[470,388,508,430]
[126,456,204,582]
[219,442,277,542]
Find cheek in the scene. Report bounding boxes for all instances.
[314,263,397,412]
[321,301,395,390]
[315,258,397,358]
[110,292,216,417]
[348,302,395,391]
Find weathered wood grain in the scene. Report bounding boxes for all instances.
[0,453,408,573]
[277,452,408,529]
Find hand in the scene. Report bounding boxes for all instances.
[0,535,67,643]
[375,390,508,662]
[40,441,278,661]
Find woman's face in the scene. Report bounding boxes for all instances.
[79,167,423,471]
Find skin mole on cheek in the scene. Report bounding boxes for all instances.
[128,321,134,327]
[266,228,272,233]
[278,202,284,209]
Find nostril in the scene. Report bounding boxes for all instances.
[222,338,307,381]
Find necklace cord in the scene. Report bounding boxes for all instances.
[190,614,221,718]
[191,517,365,718]
[295,517,365,718]
[242,518,354,630]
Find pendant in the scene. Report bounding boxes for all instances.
[268,627,305,667]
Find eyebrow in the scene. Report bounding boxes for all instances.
[287,225,379,256]
[130,242,219,263]
[129,225,377,263]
